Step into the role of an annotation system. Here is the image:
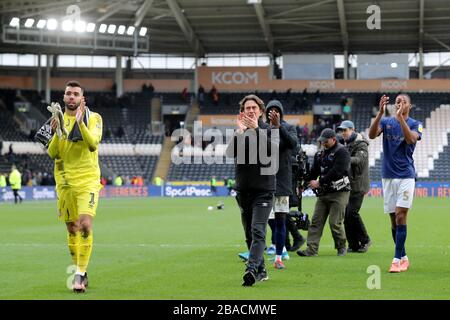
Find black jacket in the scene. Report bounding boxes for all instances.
[226,118,276,193]
[265,105,298,196]
[309,142,351,193]
[345,132,370,193]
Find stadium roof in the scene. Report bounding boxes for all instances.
[1,0,450,56]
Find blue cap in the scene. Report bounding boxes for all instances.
[337,120,355,130]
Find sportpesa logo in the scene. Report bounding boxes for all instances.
[385,134,404,142]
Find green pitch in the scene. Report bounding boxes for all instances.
[0,196,449,300]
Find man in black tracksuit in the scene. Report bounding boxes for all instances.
[265,100,298,269]
[297,128,351,257]
[226,94,277,286]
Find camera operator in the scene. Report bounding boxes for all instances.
[297,128,351,257]
[226,94,277,286]
[264,100,298,270]
[336,120,371,253]
[285,145,309,252]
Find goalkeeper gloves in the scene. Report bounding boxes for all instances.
[47,102,68,139]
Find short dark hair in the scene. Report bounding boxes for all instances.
[65,80,84,93]
[396,93,411,105]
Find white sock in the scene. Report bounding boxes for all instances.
[75,270,86,276]
[393,258,400,264]
[401,255,408,261]
[276,255,282,261]
[282,246,287,253]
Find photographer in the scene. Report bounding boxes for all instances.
[336,121,371,253]
[226,94,277,286]
[265,100,298,270]
[285,145,309,252]
[297,128,351,257]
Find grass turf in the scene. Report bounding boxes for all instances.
[0,196,449,300]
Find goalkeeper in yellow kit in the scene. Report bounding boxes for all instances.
[47,80,102,293]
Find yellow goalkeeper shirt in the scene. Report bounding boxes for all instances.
[48,111,103,191]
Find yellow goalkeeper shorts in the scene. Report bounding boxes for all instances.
[57,187,99,223]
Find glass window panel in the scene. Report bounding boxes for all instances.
[334,55,344,68]
[108,56,116,68]
[1,54,18,66]
[37,55,47,67]
[183,57,196,69]
[149,55,166,68]
[424,53,439,66]
[206,56,223,66]
[133,56,150,68]
[75,55,92,67]
[92,56,109,68]
[223,56,240,66]
[18,54,36,66]
[166,56,183,69]
[439,52,450,65]
[240,56,256,66]
[58,55,76,67]
[256,56,270,66]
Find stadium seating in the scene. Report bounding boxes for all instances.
[100,155,159,182]
[167,156,235,181]
[171,92,450,182]
[427,133,450,181]
[3,89,450,183]
[367,102,450,181]
[0,89,166,184]
[413,104,450,178]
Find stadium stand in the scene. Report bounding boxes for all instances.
[3,87,450,184]
[427,133,450,181]
[0,91,164,185]
[167,156,235,182]
[191,90,450,182]
[100,155,158,182]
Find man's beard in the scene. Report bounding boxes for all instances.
[65,101,79,111]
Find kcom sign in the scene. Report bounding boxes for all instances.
[212,72,258,85]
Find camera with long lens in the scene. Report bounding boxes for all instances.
[312,176,351,196]
[289,146,311,231]
[293,148,309,190]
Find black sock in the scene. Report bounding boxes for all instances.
[268,219,276,246]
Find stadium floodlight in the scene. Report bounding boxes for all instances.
[107,24,116,34]
[247,0,262,4]
[9,17,20,27]
[75,20,86,33]
[117,25,126,35]
[86,23,96,32]
[62,19,73,32]
[46,19,57,30]
[99,23,107,33]
[391,62,398,68]
[36,19,47,29]
[24,18,35,28]
[126,26,135,35]
[139,27,147,36]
